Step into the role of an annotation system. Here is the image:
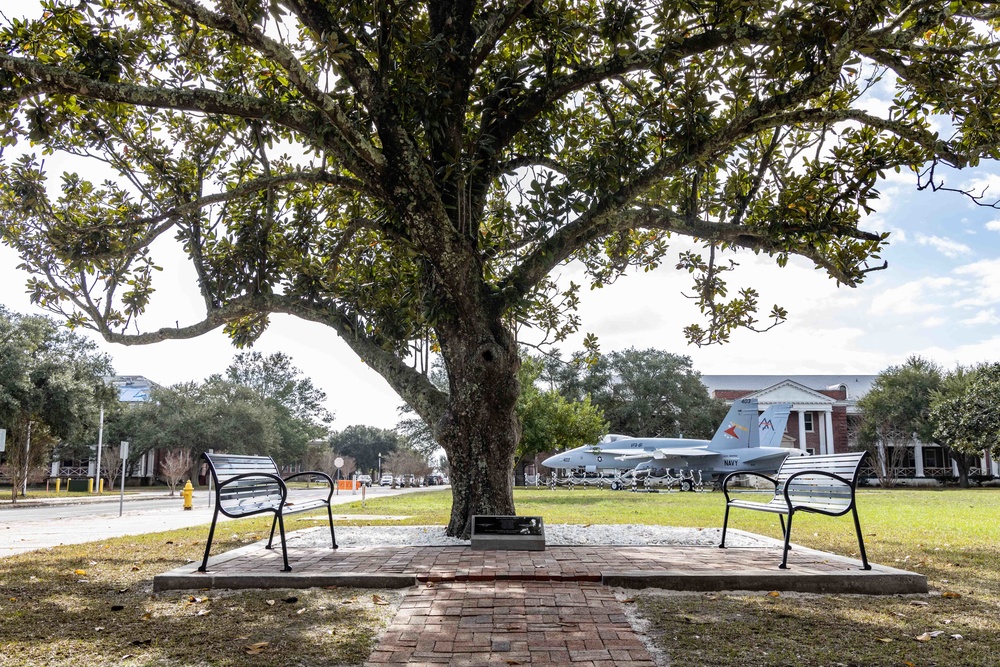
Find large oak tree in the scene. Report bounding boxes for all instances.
[3,0,1000,535]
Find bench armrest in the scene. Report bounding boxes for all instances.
[217,472,288,502]
[721,471,777,503]
[283,470,335,502]
[782,469,854,508]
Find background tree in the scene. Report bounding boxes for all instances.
[5,2,1000,534]
[328,425,402,477]
[98,443,123,491]
[124,379,280,482]
[159,448,193,495]
[546,349,727,438]
[383,448,432,483]
[857,356,942,487]
[931,363,1000,485]
[517,356,606,466]
[0,307,115,501]
[225,351,333,464]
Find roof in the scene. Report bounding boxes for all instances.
[699,375,878,401]
[109,375,160,403]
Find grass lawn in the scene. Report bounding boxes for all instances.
[0,486,997,666]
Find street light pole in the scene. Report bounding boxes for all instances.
[94,405,104,493]
[377,453,382,481]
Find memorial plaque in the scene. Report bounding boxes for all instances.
[471,515,545,551]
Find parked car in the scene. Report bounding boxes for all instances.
[380,473,394,486]
[356,474,372,487]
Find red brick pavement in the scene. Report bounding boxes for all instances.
[365,581,657,667]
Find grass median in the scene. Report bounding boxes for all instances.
[1,486,997,666]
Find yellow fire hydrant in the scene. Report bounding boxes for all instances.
[182,480,194,510]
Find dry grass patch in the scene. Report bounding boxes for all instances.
[0,521,400,667]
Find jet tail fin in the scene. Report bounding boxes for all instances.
[757,403,793,448]
[710,398,760,450]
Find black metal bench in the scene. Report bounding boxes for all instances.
[719,451,871,570]
[198,453,337,572]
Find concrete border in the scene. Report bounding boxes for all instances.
[153,570,415,592]
[602,568,927,594]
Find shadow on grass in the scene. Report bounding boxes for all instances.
[0,524,396,667]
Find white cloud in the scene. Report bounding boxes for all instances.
[960,309,1000,327]
[986,219,1000,232]
[954,259,1000,307]
[915,233,973,258]
[922,316,947,328]
[868,277,958,316]
[913,336,1000,369]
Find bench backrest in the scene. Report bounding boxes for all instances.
[203,453,283,512]
[774,451,867,511]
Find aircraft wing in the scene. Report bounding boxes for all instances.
[601,448,657,458]
[616,447,715,461]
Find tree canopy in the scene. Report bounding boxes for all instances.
[328,424,402,475]
[857,355,942,486]
[931,362,1000,476]
[120,378,281,466]
[224,351,333,462]
[545,348,726,439]
[0,306,115,501]
[516,355,606,463]
[4,0,1000,534]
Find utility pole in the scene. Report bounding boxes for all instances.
[94,405,104,493]
[22,421,32,496]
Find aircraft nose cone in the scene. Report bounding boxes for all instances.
[541,453,560,468]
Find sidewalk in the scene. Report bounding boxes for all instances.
[0,485,440,557]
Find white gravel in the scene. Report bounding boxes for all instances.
[289,524,767,548]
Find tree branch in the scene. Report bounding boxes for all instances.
[161,0,386,175]
[0,53,324,140]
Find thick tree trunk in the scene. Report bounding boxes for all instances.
[435,322,521,538]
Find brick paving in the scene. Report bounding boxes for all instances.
[152,536,927,665]
[185,542,867,580]
[366,581,657,666]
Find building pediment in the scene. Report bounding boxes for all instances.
[743,380,837,406]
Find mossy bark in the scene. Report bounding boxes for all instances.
[436,320,521,539]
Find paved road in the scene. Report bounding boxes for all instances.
[0,485,447,557]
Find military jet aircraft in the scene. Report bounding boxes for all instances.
[541,399,798,481]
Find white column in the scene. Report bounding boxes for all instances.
[797,410,808,452]
[823,408,835,455]
[913,437,924,477]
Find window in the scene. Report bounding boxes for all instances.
[804,412,815,432]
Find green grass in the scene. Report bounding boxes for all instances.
[1,486,998,666]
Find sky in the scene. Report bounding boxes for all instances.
[3,5,1000,431]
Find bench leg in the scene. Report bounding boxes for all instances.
[852,505,872,570]
[719,505,731,548]
[266,514,279,549]
[198,509,221,573]
[275,512,292,572]
[327,505,338,549]
[779,512,793,569]
[778,515,792,550]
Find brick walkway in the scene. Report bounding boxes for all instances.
[152,535,927,665]
[366,581,656,666]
